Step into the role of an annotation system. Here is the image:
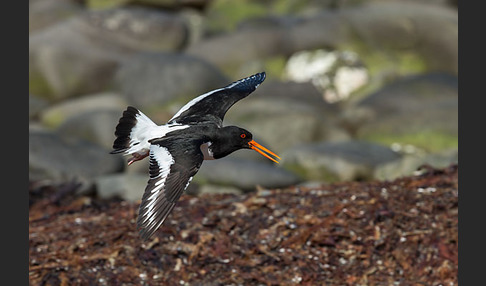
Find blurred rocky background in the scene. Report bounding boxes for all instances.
[29,0,458,201]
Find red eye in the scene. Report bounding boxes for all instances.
[240,134,246,138]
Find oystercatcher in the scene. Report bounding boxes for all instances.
[110,72,280,240]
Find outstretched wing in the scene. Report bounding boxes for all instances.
[168,72,266,127]
[136,137,204,240]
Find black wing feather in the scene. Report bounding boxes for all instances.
[168,72,266,126]
[136,137,204,240]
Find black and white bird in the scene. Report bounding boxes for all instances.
[110,72,280,240]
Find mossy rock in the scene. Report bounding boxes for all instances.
[205,0,267,34]
[282,162,341,183]
[362,130,457,153]
[281,141,402,182]
[86,0,130,10]
[374,149,458,181]
[29,70,56,101]
[353,72,458,153]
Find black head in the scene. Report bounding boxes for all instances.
[212,126,280,163]
[214,126,253,153]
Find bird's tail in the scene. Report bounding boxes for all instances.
[110,106,156,155]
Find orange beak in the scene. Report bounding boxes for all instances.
[248,140,280,164]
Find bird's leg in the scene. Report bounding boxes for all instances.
[127,152,149,166]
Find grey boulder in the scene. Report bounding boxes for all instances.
[94,173,147,202]
[29,130,124,182]
[113,52,228,111]
[196,157,301,191]
[281,140,402,182]
[225,80,350,153]
[374,149,458,181]
[39,92,129,128]
[29,6,189,100]
[57,109,124,150]
[351,72,458,152]
[29,0,84,33]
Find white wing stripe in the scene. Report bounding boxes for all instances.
[184,176,193,190]
[146,185,162,203]
[151,145,174,178]
[141,186,163,225]
[169,87,225,121]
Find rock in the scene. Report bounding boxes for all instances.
[39,92,129,128]
[283,49,369,103]
[203,0,341,35]
[57,109,123,149]
[87,0,209,10]
[186,22,303,76]
[352,72,458,152]
[281,140,402,182]
[188,2,457,79]
[225,80,351,153]
[29,130,125,182]
[29,19,126,100]
[29,0,84,33]
[29,121,50,133]
[29,94,49,119]
[289,2,457,76]
[374,148,458,181]
[195,157,301,191]
[29,7,189,100]
[113,52,228,112]
[94,173,147,201]
[82,7,188,52]
[340,2,458,75]
[203,0,268,33]
[178,9,206,46]
[134,0,209,10]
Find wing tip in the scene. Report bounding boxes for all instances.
[255,71,266,82]
[136,201,176,241]
[249,71,266,87]
[228,71,266,91]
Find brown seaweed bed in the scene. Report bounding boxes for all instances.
[29,164,458,285]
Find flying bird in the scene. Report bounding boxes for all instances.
[110,72,280,240]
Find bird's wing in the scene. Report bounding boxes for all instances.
[168,72,266,127]
[136,137,204,240]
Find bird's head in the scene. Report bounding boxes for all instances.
[217,126,280,163]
